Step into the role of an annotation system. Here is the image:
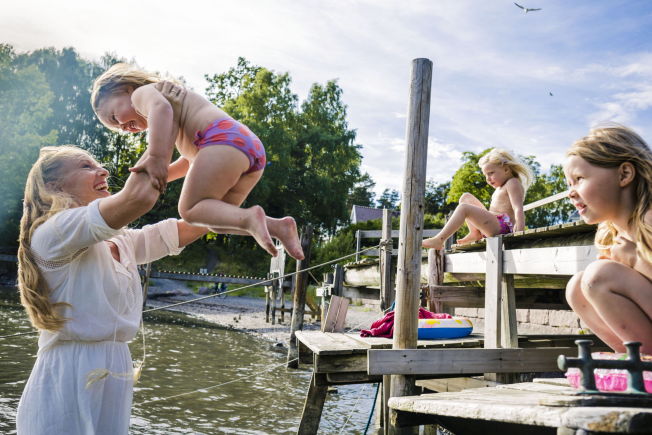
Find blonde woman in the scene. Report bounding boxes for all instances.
[423,148,533,249]
[16,145,207,434]
[564,125,652,354]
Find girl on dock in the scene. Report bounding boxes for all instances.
[16,145,208,434]
[422,148,532,249]
[90,64,304,260]
[564,125,652,354]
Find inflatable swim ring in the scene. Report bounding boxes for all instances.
[417,316,473,339]
[565,352,652,392]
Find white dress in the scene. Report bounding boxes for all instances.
[16,199,183,435]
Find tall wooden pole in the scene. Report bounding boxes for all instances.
[389,58,432,434]
[380,208,394,311]
[287,225,313,368]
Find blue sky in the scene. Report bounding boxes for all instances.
[2,0,651,198]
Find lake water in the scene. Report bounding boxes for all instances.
[0,287,376,434]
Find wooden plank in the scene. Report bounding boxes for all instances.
[321,295,348,332]
[417,377,498,392]
[522,190,569,211]
[326,372,381,384]
[295,331,365,355]
[315,353,367,373]
[388,384,652,433]
[380,209,394,311]
[484,236,503,349]
[297,373,328,435]
[359,229,440,239]
[503,246,597,275]
[390,59,432,423]
[288,227,312,368]
[446,245,598,276]
[501,274,518,349]
[367,347,568,375]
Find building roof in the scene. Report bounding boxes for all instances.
[350,205,398,223]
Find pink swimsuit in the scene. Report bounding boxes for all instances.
[495,213,514,235]
[193,118,266,174]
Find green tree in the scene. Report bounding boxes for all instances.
[0,44,58,247]
[424,180,454,215]
[204,57,364,236]
[377,188,400,209]
[347,172,376,211]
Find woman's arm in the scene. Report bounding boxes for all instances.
[167,157,190,182]
[98,163,160,230]
[506,178,526,232]
[177,220,210,247]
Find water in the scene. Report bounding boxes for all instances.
[0,287,376,434]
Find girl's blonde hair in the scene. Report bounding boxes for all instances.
[90,63,160,114]
[18,145,96,331]
[478,148,534,190]
[567,124,652,263]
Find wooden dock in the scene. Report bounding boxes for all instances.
[388,378,652,434]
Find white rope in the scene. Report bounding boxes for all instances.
[337,383,370,434]
[138,358,299,405]
[142,242,384,314]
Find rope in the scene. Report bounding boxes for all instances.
[142,242,383,314]
[364,383,380,435]
[337,382,370,434]
[138,357,299,405]
[0,242,384,339]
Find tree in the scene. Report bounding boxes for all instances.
[347,172,376,211]
[204,57,364,236]
[424,180,454,216]
[377,188,400,210]
[0,44,58,247]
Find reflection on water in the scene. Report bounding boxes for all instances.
[0,287,375,434]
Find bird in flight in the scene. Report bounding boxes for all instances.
[514,2,541,13]
[549,91,554,96]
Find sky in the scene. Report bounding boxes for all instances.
[2,0,652,198]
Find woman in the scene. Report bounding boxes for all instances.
[16,145,208,434]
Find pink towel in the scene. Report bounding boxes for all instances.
[360,308,451,338]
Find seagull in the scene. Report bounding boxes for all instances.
[549,91,554,96]
[514,2,542,13]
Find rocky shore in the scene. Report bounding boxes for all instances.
[145,279,382,346]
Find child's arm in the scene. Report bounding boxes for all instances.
[505,178,526,232]
[167,156,190,182]
[129,84,177,193]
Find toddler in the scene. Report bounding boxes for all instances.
[91,64,303,259]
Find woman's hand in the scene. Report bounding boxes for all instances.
[129,154,169,193]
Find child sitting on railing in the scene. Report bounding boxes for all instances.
[422,148,533,249]
[564,124,652,354]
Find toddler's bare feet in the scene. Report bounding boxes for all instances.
[422,236,444,250]
[246,206,278,257]
[272,217,304,260]
[457,232,481,245]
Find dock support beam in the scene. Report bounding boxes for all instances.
[288,225,313,368]
[390,57,433,435]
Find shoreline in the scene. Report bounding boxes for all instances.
[145,280,381,347]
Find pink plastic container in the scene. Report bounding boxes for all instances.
[565,352,652,393]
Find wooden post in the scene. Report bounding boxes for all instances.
[484,236,503,350]
[297,373,328,435]
[390,57,432,435]
[380,208,394,311]
[355,229,362,262]
[141,262,152,309]
[427,249,447,314]
[287,225,313,368]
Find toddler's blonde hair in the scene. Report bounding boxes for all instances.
[478,148,533,190]
[567,124,652,263]
[18,146,97,330]
[90,63,160,118]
